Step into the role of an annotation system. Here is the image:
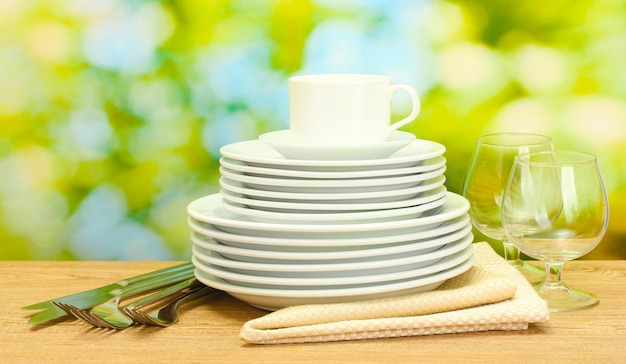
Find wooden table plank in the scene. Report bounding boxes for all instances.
[2,260,625,363]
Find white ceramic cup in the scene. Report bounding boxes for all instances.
[288,74,420,145]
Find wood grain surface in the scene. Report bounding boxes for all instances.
[2,260,625,363]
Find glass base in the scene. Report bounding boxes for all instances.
[508,259,545,285]
[534,282,599,312]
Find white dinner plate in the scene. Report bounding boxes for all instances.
[188,213,470,250]
[193,253,475,310]
[258,130,416,160]
[187,191,469,236]
[192,236,470,275]
[192,244,473,287]
[220,185,447,214]
[190,224,472,262]
[219,138,446,172]
[219,175,446,204]
[193,236,471,280]
[219,156,446,180]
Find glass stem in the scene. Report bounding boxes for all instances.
[544,262,564,288]
[502,239,521,265]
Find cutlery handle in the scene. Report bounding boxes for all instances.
[115,262,195,287]
[124,278,199,310]
[137,285,217,327]
[114,265,196,299]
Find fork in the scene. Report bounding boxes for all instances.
[121,278,203,323]
[25,262,195,325]
[53,267,195,329]
[57,279,218,329]
[84,277,202,329]
[132,285,218,327]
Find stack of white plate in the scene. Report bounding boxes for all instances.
[188,131,474,311]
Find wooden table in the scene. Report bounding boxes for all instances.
[2,260,625,363]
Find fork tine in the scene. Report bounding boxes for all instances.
[53,301,89,323]
[53,302,96,327]
[53,301,115,329]
[126,309,147,325]
[120,306,141,324]
[83,310,118,329]
[136,310,158,326]
[123,299,163,325]
[96,310,135,329]
[51,301,74,318]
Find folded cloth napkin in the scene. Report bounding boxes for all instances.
[240,242,550,344]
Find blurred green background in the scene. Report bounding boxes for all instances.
[0,0,624,261]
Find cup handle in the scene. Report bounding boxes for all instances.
[386,84,421,133]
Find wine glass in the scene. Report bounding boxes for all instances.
[463,133,553,283]
[502,151,609,311]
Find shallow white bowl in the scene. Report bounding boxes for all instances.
[219,165,446,194]
[219,175,446,204]
[220,197,445,225]
[187,192,469,238]
[191,236,470,278]
[188,214,470,251]
[258,130,416,160]
[220,185,447,216]
[190,224,472,263]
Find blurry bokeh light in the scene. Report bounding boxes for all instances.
[0,0,624,260]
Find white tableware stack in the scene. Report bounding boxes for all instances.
[187,75,474,311]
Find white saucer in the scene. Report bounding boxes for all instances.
[193,253,475,311]
[219,138,445,171]
[187,191,469,236]
[258,130,416,160]
[190,225,472,263]
[220,185,447,213]
[219,156,446,179]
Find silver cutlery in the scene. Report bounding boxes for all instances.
[51,267,196,328]
[125,279,218,327]
[53,278,219,329]
[24,262,194,325]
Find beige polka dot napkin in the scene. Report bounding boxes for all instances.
[239,242,550,344]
